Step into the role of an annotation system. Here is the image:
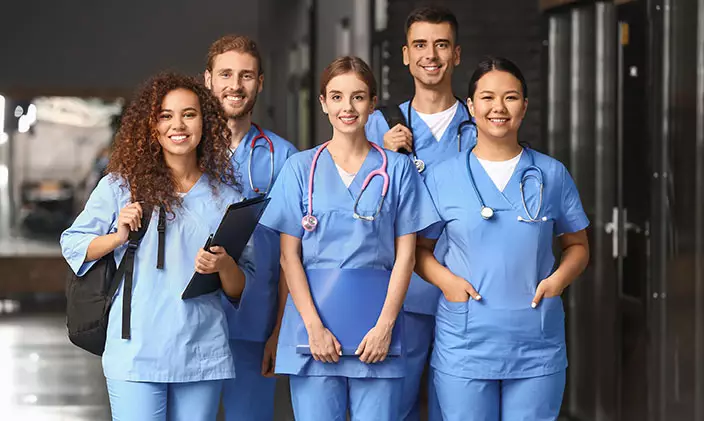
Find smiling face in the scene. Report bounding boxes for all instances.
[319,72,376,136]
[468,70,528,143]
[403,21,461,88]
[155,88,203,160]
[204,50,263,120]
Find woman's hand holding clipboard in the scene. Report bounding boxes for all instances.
[182,196,271,299]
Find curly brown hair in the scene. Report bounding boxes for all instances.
[107,72,238,212]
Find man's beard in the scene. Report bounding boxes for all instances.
[224,89,258,120]
[228,97,256,119]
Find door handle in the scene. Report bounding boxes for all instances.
[605,207,643,259]
[605,207,619,259]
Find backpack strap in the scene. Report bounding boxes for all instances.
[156,206,166,269]
[108,205,154,340]
[376,104,407,130]
[377,104,413,155]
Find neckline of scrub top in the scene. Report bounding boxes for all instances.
[177,173,207,198]
[400,99,467,152]
[230,124,259,157]
[468,148,534,213]
[321,145,380,203]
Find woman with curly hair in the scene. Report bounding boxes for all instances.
[60,73,253,420]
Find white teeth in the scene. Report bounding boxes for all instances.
[424,66,439,71]
[171,135,187,140]
[341,116,357,122]
[490,119,508,123]
[226,95,243,101]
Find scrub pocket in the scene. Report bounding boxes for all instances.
[435,296,469,341]
[467,301,543,345]
[540,296,565,343]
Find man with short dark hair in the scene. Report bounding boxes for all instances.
[365,6,477,421]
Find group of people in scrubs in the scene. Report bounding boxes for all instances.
[61,4,590,421]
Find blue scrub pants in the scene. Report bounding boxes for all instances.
[402,311,442,421]
[289,375,402,421]
[434,370,566,421]
[106,379,222,421]
[222,340,277,421]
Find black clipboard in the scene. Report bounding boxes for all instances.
[181,195,270,299]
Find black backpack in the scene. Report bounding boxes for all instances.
[377,103,407,131]
[66,206,165,356]
[376,103,412,155]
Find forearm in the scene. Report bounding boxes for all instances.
[377,257,412,329]
[552,243,590,289]
[272,267,289,334]
[220,260,246,299]
[85,233,123,262]
[415,241,462,292]
[281,253,322,330]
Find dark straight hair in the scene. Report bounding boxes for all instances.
[467,56,528,99]
[405,6,459,43]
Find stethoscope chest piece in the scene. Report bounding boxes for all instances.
[302,215,318,232]
[413,158,426,173]
[480,206,494,220]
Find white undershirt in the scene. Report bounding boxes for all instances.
[335,163,357,188]
[477,150,523,192]
[415,101,459,142]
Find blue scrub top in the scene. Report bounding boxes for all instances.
[421,148,589,380]
[259,144,440,378]
[365,100,476,315]
[61,174,255,382]
[224,124,298,342]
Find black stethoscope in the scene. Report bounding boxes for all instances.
[405,96,473,173]
[466,145,547,223]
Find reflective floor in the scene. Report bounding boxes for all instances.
[0,302,297,421]
[0,304,575,421]
[0,312,111,420]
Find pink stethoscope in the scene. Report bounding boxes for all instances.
[301,141,390,232]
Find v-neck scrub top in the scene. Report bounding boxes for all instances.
[258,144,440,377]
[421,148,589,379]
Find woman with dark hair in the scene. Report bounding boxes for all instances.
[415,57,590,420]
[258,56,438,420]
[61,73,253,420]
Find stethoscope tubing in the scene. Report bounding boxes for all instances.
[303,141,389,231]
[466,146,545,223]
[239,123,275,196]
[404,97,474,171]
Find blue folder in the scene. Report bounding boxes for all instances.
[295,268,404,356]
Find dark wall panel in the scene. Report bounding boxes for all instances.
[662,0,702,419]
[0,1,258,97]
